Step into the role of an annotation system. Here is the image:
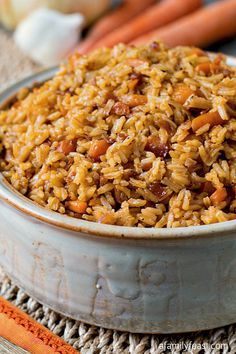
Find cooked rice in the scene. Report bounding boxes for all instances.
[0,42,236,227]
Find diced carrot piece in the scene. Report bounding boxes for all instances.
[88,139,110,161]
[191,111,225,132]
[195,62,219,75]
[210,187,227,206]
[57,139,77,155]
[67,201,87,213]
[172,84,194,105]
[122,94,147,107]
[141,161,152,171]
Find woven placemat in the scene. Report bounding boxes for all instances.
[0,27,39,92]
[1,26,236,354]
[0,268,236,354]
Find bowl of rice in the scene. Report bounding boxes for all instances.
[0,43,235,333]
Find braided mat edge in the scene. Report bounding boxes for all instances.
[0,268,236,354]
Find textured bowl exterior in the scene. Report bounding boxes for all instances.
[0,58,236,333]
[0,192,236,333]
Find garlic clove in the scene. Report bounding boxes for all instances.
[14,8,85,66]
[0,0,110,29]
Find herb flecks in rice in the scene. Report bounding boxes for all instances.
[0,43,236,227]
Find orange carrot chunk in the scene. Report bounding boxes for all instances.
[57,139,77,155]
[67,201,87,213]
[172,84,194,105]
[88,139,110,160]
[141,161,153,171]
[192,111,225,132]
[210,187,227,206]
[195,62,219,75]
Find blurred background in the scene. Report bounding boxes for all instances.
[0,0,235,90]
[204,0,236,54]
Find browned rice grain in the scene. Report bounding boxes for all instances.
[0,42,236,227]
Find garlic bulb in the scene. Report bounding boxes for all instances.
[0,0,110,29]
[14,8,84,66]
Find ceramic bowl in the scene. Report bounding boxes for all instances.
[0,57,236,334]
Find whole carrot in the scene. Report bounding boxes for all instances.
[82,0,202,51]
[78,0,156,54]
[133,0,236,47]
